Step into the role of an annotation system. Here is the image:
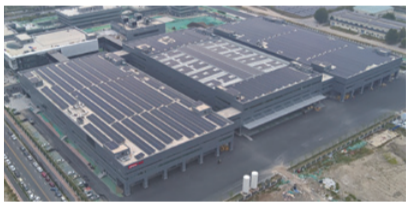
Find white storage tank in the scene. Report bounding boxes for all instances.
[242,175,250,193]
[251,171,258,189]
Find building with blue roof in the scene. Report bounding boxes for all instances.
[354,6,394,17]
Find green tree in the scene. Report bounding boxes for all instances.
[400,38,406,48]
[385,29,399,44]
[314,7,329,24]
[399,27,406,40]
[382,13,396,20]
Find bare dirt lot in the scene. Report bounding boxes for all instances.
[244,129,406,201]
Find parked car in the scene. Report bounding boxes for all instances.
[4,154,7,160]
[27,155,33,161]
[18,178,23,184]
[23,151,30,156]
[33,162,39,167]
[37,167,43,173]
[14,171,21,178]
[50,187,57,192]
[55,191,62,197]
[6,159,12,166]
[45,176,50,182]
[12,134,17,140]
[49,182,55,187]
[22,184,29,191]
[9,165,16,171]
[61,196,67,202]
[41,172,47,178]
[20,146,26,152]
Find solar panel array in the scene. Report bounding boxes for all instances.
[30,53,232,159]
[217,17,397,79]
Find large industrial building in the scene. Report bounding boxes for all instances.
[214,17,402,102]
[353,6,394,17]
[123,29,324,135]
[168,6,199,17]
[4,28,98,70]
[330,10,405,40]
[19,52,235,195]
[56,6,122,28]
[111,13,165,41]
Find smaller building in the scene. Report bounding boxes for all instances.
[168,6,199,17]
[4,28,98,70]
[57,6,122,28]
[4,25,17,41]
[111,14,165,41]
[130,6,169,16]
[354,6,394,17]
[330,10,405,40]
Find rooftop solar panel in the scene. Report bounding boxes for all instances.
[104,141,119,150]
[84,123,112,144]
[112,122,155,155]
[87,114,125,144]
[122,119,166,150]
[41,87,68,109]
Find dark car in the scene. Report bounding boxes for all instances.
[55,191,62,197]
[20,146,26,152]
[14,171,21,178]
[22,184,29,191]
[50,187,58,192]
[23,151,29,156]
[45,175,50,182]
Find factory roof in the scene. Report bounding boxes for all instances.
[57,6,120,16]
[216,17,401,79]
[126,29,318,103]
[22,53,232,165]
[4,28,89,58]
[330,10,405,30]
[353,6,393,14]
[4,26,15,37]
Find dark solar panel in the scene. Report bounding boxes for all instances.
[73,92,115,124]
[141,112,183,140]
[206,114,228,127]
[100,84,144,114]
[107,81,153,110]
[41,87,68,109]
[59,64,93,87]
[134,153,145,160]
[90,86,134,116]
[51,85,76,105]
[73,59,110,82]
[112,122,155,155]
[36,69,56,86]
[169,104,216,131]
[151,110,195,138]
[81,88,125,120]
[122,119,165,150]
[160,106,205,134]
[66,62,101,84]
[87,114,125,144]
[50,65,83,90]
[42,67,75,92]
[104,141,119,150]
[132,115,173,144]
[84,123,111,144]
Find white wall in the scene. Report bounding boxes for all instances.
[61,40,99,57]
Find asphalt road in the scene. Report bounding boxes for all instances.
[27,71,405,201]
[4,125,59,202]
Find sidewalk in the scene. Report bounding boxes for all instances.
[5,173,23,201]
[5,110,80,201]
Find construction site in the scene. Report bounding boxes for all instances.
[229,115,406,202]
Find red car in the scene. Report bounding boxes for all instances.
[41,172,47,178]
[45,175,50,182]
[49,182,55,187]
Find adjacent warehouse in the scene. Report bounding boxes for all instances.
[19,53,234,196]
[214,17,402,102]
[330,10,405,40]
[56,6,122,28]
[123,29,324,135]
[4,28,98,70]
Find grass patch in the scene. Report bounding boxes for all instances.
[383,153,398,165]
[360,34,386,43]
[4,179,19,201]
[330,26,358,35]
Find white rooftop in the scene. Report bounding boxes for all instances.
[5,29,88,58]
[58,6,119,16]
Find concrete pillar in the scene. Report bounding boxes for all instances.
[379,78,383,86]
[360,86,364,94]
[123,183,131,196]
[199,153,204,164]
[143,178,148,189]
[370,81,374,90]
[216,146,220,157]
[394,71,399,79]
[181,161,186,172]
[351,90,355,97]
[340,93,345,102]
[229,141,234,151]
[163,170,168,180]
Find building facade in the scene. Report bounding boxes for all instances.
[57,6,122,28]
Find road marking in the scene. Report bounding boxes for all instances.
[5,139,52,201]
[243,134,254,141]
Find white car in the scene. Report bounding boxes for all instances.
[9,165,16,171]
[6,159,12,166]
[27,155,33,161]
[4,154,7,160]
[33,162,39,167]
[11,134,17,140]
[36,167,43,173]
